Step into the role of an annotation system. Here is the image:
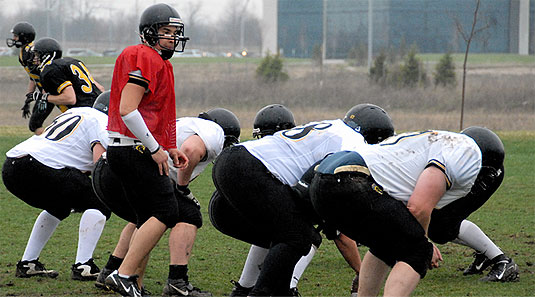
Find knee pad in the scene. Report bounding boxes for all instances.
[398,239,433,279]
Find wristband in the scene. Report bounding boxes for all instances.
[121,109,160,153]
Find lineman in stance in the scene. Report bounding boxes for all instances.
[309,127,518,296]
[2,98,111,281]
[211,104,394,296]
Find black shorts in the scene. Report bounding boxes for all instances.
[2,155,110,220]
[310,172,432,278]
[212,145,316,255]
[107,145,179,228]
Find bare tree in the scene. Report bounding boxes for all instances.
[453,0,491,130]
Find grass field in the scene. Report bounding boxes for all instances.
[0,128,533,296]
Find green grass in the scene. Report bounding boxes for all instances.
[418,53,535,65]
[0,129,533,296]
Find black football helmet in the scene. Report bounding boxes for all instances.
[461,126,505,170]
[30,37,62,71]
[199,108,241,148]
[139,3,189,59]
[93,90,110,115]
[6,22,35,48]
[253,104,296,138]
[343,103,394,144]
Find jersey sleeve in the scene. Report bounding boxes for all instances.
[427,137,481,191]
[40,63,71,95]
[133,47,164,94]
[86,110,110,151]
[184,118,225,162]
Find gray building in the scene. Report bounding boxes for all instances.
[262,0,534,58]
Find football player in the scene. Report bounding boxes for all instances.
[102,3,189,297]
[28,37,105,135]
[210,103,394,296]
[1,96,112,281]
[5,22,43,126]
[308,127,518,296]
[93,107,240,296]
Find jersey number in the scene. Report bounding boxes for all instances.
[281,122,332,140]
[42,113,83,142]
[70,63,97,94]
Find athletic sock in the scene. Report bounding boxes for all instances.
[291,244,317,288]
[105,254,124,270]
[453,220,503,260]
[169,264,188,280]
[239,245,269,287]
[75,209,106,264]
[22,210,61,261]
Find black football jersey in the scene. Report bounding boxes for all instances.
[19,42,43,91]
[40,57,101,111]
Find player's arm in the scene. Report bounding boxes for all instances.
[47,85,77,105]
[92,142,106,163]
[176,135,206,186]
[406,166,446,234]
[26,80,36,93]
[94,80,106,93]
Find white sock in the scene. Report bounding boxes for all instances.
[291,244,317,288]
[75,209,106,264]
[22,210,61,261]
[453,220,503,260]
[238,245,269,287]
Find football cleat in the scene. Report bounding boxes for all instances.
[105,270,142,297]
[15,258,59,278]
[229,280,252,297]
[95,266,114,289]
[162,278,213,297]
[463,252,491,275]
[71,258,100,281]
[480,256,520,282]
[289,287,301,297]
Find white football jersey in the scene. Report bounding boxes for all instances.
[168,117,225,183]
[359,131,482,208]
[7,107,109,172]
[242,119,367,185]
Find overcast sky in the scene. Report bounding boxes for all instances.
[2,0,262,23]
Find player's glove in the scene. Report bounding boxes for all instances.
[21,92,34,118]
[33,91,50,113]
[176,184,201,209]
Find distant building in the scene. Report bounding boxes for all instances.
[262,0,534,58]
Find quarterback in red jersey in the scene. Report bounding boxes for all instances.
[103,3,189,297]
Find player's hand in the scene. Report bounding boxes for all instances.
[151,147,169,176]
[430,243,443,269]
[176,184,201,209]
[169,148,189,169]
[21,92,34,118]
[33,91,49,113]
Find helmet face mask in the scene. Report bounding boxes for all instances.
[139,3,189,59]
[30,37,62,72]
[198,108,241,148]
[93,90,110,115]
[253,104,296,138]
[343,103,394,144]
[6,22,35,48]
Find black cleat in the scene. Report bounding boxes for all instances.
[229,280,252,297]
[289,287,301,297]
[463,252,491,275]
[162,278,212,297]
[480,256,520,282]
[15,258,59,278]
[95,266,114,289]
[105,270,142,297]
[351,274,359,297]
[71,258,100,281]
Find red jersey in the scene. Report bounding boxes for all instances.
[108,44,177,150]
